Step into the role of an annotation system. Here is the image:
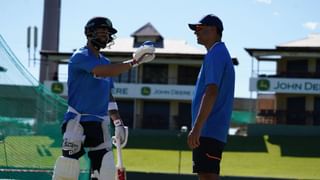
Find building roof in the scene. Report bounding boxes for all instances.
[102,22,206,55]
[131,23,163,38]
[277,34,320,48]
[101,37,206,55]
[246,34,320,60]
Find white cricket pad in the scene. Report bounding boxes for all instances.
[62,119,85,155]
[99,151,116,180]
[52,156,80,180]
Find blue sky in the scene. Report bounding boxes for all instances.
[1,0,320,98]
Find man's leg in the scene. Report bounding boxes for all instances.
[84,119,115,180]
[88,149,115,180]
[193,137,225,180]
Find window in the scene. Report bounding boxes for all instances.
[178,65,200,85]
[314,97,320,125]
[286,97,306,125]
[316,60,320,78]
[142,101,169,129]
[113,68,137,83]
[117,100,134,128]
[133,37,163,48]
[175,102,191,130]
[286,60,308,77]
[142,64,168,84]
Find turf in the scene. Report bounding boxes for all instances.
[0,136,89,170]
[221,136,320,179]
[0,135,320,179]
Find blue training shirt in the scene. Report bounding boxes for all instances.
[64,46,114,122]
[192,42,235,143]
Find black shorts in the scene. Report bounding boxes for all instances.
[61,121,106,159]
[192,137,225,174]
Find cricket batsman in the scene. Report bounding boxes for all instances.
[52,16,155,180]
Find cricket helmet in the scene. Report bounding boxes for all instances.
[85,17,117,49]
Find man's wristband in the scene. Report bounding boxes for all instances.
[113,119,123,127]
[123,59,138,68]
[108,102,118,111]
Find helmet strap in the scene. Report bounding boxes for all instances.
[89,31,109,50]
[91,39,106,50]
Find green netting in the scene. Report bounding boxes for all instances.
[0,34,67,134]
[0,34,79,176]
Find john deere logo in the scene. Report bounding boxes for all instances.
[51,82,64,94]
[257,79,270,91]
[141,87,151,96]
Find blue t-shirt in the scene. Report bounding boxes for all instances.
[65,46,114,122]
[192,42,235,143]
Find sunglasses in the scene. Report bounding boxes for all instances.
[195,25,207,32]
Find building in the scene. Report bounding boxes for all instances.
[41,23,239,130]
[246,34,320,126]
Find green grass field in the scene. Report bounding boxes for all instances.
[0,134,320,179]
[122,135,320,179]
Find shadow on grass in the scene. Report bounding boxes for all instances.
[36,144,52,156]
[41,128,319,157]
[225,136,267,152]
[267,136,320,157]
[126,129,189,150]
[36,122,62,148]
[126,130,268,152]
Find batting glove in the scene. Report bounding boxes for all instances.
[113,119,128,147]
[124,41,155,67]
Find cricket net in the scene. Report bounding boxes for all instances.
[0,34,90,179]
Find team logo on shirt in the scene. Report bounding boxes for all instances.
[93,75,111,82]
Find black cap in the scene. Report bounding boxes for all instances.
[188,14,223,33]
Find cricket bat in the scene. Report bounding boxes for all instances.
[115,135,126,180]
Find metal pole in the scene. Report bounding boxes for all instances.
[178,126,188,174]
[178,147,182,174]
[39,0,61,82]
[0,132,9,169]
[3,139,8,168]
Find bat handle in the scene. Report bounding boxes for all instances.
[116,137,124,168]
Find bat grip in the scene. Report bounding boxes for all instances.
[116,137,124,168]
